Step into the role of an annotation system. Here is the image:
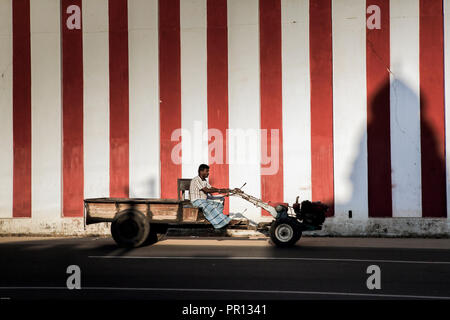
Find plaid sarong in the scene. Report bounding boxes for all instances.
[192,199,231,229]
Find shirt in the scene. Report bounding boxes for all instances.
[189,175,211,202]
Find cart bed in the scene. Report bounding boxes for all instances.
[84,197,208,225]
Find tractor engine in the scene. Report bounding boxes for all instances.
[293,199,328,228]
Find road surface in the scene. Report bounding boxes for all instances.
[0,236,449,300]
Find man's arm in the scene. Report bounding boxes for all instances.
[201,186,230,194]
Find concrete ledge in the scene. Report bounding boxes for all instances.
[0,218,111,236]
[312,217,450,238]
[0,217,449,237]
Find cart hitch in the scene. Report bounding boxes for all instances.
[229,183,292,219]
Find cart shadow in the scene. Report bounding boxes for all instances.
[0,237,137,256]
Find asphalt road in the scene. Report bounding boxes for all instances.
[0,236,449,300]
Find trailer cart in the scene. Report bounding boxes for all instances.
[84,179,328,248]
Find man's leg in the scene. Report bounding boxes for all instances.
[217,202,224,213]
[202,199,230,229]
[207,194,225,206]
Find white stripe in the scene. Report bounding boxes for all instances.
[1,286,448,300]
[83,0,110,199]
[88,255,450,265]
[0,0,12,218]
[128,0,160,198]
[444,0,450,219]
[390,0,421,217]
[31,0,61,219]
[281,0,311,204]
[180,0,209,178]
[227,0,261,221]
[332,0,368,219]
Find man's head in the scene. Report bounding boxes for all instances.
[198,164,210,179]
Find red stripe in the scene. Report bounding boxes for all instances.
[109,0,130,198]
[366,0,392,217]
[62,0,84,217]
[159,0,182,199]
[207,0,229,214]
[309,0,334,216]
[259,0,284,215]
[419,0,447,217]
[12,0,31,218]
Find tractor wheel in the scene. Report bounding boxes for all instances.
[269,217,302,248]
[111,209,150,248]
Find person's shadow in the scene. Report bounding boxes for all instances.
[339,77,447,220]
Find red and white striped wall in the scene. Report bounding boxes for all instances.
[0,0,449,233]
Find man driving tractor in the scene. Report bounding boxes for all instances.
[190,164,242,230]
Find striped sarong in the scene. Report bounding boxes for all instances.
[192,199,231,229]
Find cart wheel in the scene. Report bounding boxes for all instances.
[269,217,302,248]
[111,209,150,248]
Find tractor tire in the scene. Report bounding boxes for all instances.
[269,217,302,248]
[111,209,150,248]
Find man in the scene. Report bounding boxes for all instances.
[190,164,233,229]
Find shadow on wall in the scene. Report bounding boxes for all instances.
[340,77,447,218]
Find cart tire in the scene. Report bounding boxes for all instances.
[111,209,150,248]
[269,217,302,248]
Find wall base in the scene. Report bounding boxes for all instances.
[0,217,449,237]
